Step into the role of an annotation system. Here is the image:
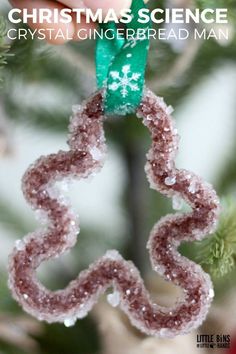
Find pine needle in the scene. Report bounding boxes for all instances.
[196,202,236,277]
[0,16,11,81]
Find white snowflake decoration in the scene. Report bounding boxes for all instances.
[108,65,141,98]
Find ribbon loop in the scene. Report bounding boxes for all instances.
[96,0,151,115]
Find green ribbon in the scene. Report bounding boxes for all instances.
[96,0,151,115]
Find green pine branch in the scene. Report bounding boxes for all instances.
[0,16,10,81]
[196,202,236,278]
[196,0,236,22]
[196,0,236,10]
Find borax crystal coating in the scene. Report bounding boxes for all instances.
[8,88,220,337]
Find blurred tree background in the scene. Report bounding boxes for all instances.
[0,0,236,353]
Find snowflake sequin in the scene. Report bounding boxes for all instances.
[108,65,141,98]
